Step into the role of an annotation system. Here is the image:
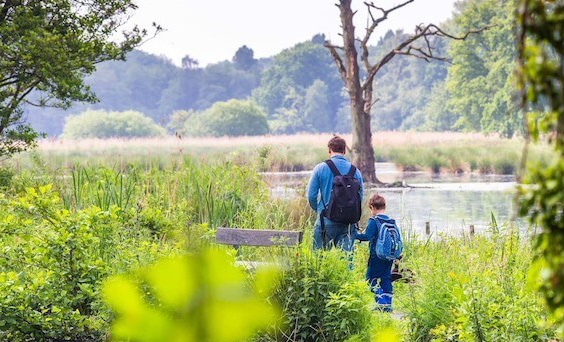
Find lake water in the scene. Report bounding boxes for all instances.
[262,163,528,237]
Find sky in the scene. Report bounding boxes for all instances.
[128,0,458,67]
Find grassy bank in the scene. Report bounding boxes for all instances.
[23,132,552,175]
[0,156,558,340]
[0,158,312,339]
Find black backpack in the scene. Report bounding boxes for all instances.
[321,159,362,224]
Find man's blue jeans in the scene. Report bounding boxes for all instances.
[312,216,356,252]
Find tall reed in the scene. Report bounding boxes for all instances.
[397,223,555,341]
[21,133,552,174]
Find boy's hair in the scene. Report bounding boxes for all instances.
[369,193,386,210]
[327,135,347,154]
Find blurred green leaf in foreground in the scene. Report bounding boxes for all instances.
[103,248,280,342]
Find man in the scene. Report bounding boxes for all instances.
[306,135,364,251]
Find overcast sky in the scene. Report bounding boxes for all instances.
[129,0,458,67]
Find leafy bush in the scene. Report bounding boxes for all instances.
[62,109,166,139]
[258,248,371,341]
[183,99,269,137]
[0,185,170,340]
[0,166,14,188]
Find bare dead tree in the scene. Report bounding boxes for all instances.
[325,0,489,184]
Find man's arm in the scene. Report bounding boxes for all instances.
[356,169,364,201]
[356,218,377,241]
[306,166,320,211]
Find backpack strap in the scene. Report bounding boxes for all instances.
[346,165,357,177]
[325,159,357,178]
[324,159,341,176]
[372,215,382,235]
[368,215,382,249]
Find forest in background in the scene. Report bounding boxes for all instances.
[25,0,519,138]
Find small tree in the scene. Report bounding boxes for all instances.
[181,55,200,70]
[184,99,269,137]
[233,45,257,71]
[62,110,166,139]
[325,0,487,183]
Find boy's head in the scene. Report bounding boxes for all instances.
[368,193,386,211]
[327,135,346,154]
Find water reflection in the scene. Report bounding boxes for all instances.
[365,185,520,236]
[261,163,527,236]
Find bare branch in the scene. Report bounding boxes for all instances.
[394,46,451,63]
[360,0,415,74]
[362,0,415,45]
[366,97,380,112]
[362,23,492,90]
[324,41,347,84]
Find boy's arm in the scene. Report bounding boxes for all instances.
[356,218,377,241]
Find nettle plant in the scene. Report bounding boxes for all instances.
[0,185,167,340]
[257,247,372,342]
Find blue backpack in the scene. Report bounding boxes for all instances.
[371,216,403,260]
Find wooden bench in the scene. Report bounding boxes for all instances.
[215,227,303,269]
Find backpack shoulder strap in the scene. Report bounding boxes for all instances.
[371,215,382,232]
[324,159,341,176]
[346,164,357,177]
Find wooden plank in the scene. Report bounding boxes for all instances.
[215,227,303,247]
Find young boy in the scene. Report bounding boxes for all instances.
[355,193,396,312]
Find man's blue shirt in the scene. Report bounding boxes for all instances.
[306,155,364,214]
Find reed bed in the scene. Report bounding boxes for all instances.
[25,132,551,175]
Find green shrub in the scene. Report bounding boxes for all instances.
[493,157,517,175]
[184,99,269,137]
[0,185,171,340]
[259,247,371,341]
[62,109,166,139]
[0,166,14,188]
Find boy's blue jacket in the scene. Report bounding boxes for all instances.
[356,214,392,254]
[306,155,364,214]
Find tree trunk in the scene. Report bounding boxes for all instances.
[339,0,380,184]
[350,97,378,183]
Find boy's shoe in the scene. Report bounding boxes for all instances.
[371,304,393,313]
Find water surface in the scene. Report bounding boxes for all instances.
[262,163,526,236]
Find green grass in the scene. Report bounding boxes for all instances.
[0,143,559,340]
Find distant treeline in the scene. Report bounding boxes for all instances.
[27,0,520,138]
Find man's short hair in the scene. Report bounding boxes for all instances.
[328,135,347,154]
[369,193,386,210]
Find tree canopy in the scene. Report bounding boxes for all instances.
[62,110,166,139]
[16,1,525,143]
[445,0,520,137]
[0,0,154,156]
[252,39,342,134]
[181,99,269,137]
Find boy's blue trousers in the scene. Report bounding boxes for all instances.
[366,255,393,310]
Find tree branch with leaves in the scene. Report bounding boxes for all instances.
[518,0,564,331]
[0,0,161,157]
